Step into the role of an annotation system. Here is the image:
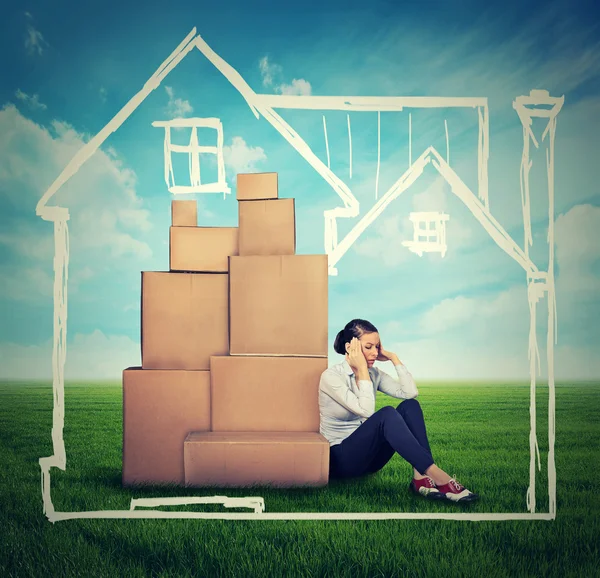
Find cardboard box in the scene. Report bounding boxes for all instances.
[122,367,210,486]
[229,255,328,356]
[172,200,197,226]
[184,431,329,487]
[141,271,229,370]
[238,199,295,256]
[170,227,239,272]
[237,172,278,201]
[210,356,327,432]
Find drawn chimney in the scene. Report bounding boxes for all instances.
[122,172,330,488]
[513,89,563,514]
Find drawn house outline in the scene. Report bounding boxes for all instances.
[35,27,562,523]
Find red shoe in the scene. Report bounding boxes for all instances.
[436,478,479,502]
[409,476,445,500]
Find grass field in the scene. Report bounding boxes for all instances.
[1,380,599,577]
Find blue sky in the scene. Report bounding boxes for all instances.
[1,0,599,380]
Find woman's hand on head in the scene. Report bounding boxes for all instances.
[345,337,368,374]
[376,343,398,363]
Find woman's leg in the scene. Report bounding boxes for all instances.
[329,405,435,479]
[365,399,433,476]
[393,399,437,480]
[396,399,433,455]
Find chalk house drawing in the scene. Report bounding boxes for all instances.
[37,27,562,522]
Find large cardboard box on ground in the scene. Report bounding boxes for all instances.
[210,356,327,431]
[122,368,211,485]
[141,271,229,370]
[170,226,239,272]
[229,255,328,356]
[184,431,329,487]
[171,200,197,226]
[236,172,278,200]
[238,198,295,256]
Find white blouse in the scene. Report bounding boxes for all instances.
[318,358,419,446]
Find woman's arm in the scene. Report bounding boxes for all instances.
[319,370,376,418]
[376,362,419,399]
[375,345,419,399]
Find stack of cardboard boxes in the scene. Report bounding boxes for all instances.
[122,172,330,488]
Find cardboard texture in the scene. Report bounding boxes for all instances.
[229,254,328,356]
[210,356,327,431]
[170,226,239,272]
[171,200,197,227]
[123,171,331,488]
[238,199,295,256]
[237,172,278,201]
[122,368,210,485]
[184,431,329,487]
[141,271,229,370]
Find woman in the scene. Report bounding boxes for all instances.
[319,318,478,502]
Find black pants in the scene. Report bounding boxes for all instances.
[329,399,435,479]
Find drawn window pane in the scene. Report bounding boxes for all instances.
[152,118,231,195]
[402,212,450,258]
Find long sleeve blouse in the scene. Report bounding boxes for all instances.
[318,358,419,446]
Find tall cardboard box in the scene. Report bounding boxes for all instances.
[184,432,329,488]
[229,255,328,356]
[237,172,278,200]
[141,271,229,370]
[170,227,239,272]
[210,356,327,432]
[238,199,295,256]
[123,368,211,485]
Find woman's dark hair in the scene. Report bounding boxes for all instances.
[333,318,379,355]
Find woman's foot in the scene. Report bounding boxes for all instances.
[409,476,445,500]
[436,478,479,502]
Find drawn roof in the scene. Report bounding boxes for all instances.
[36,27,562,276]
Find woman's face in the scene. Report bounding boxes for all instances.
[358,332,380,367]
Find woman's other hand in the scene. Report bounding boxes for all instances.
[345,337,369,375]
[376,343,400,364]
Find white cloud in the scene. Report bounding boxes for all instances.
[99,87,107,103]
[412,176,448,212]
[376,336,529,380]
[0,330,141,380]
[0,104,153,300]
[279,78,312,96]
[0,265,54,303]
[223,136,267,174]
[353,213,413,267]
[555,203,600,294]
[258,55,312,95]
[259,56,281,88]
[164,86,193,118]
[0,261,96,304]
[420,285,528,336]
[24,12,48,56]
[376,335,600,381]
[399,198,600,379]
[0,221,53,261]
[15,89,47,111]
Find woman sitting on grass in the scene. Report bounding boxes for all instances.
[319,318,478,503]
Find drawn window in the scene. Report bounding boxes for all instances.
[402,211,450,258]
[152,118,231,196]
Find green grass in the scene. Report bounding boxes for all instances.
[1,380,599,577]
